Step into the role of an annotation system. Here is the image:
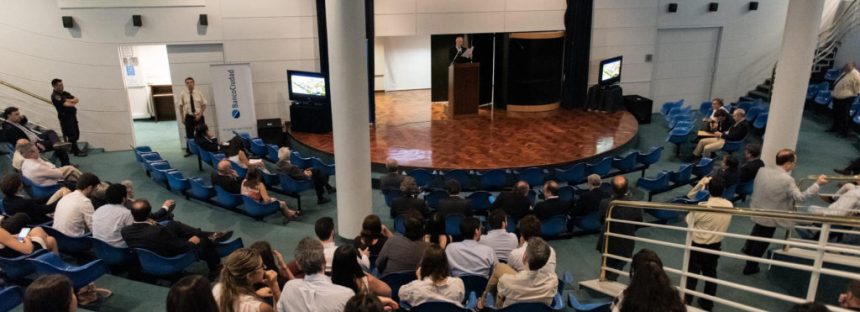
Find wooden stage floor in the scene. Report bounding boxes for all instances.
[290,89,638,170]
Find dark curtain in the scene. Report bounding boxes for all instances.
[561,0,593,109]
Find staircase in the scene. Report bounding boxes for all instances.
[0,79,91,153]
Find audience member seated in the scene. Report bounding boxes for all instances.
[597,176,642,281]
[1,174,68,224]
[93,184,176,248]
[250,241,294,287]
[19,140,80,188]
[194,123,223,153]
[121,199,232,275]
[2,107,72,166]
[533,180,570,221]
[739,144,764,184]
[53,173,101,237]
[839,280,860,311]
[684,176,733,311]
[331,245,392,297]
[703,98,729,122]
[686,155,739,199]
[344,293,387,312]
[493,237,557,309]
[390,177,430,218]
[213,248,281,312]
[212,159,243,194]
[241,170,299,223]
[399,244,466,307]
[490,181,532,220]
[166,275,219,312]
[379,158,404,191]
[797,177,860,239]
[693,109,748,160]
[274,147,334,204]
[437,179,473,218]
[0,221,58,257]
[223,134,264,173]
[353,215,392,264]
[479,209,518,263]
[701,109,734,138]
[507,215,556,274]
[446,217,496,277]
[12,138,48,171]
[24,275,77,312]
[376,214,429,278]
[611,249,686,312]
[314,217,370,274]
[574,174,609,218]
[277,237,355,312]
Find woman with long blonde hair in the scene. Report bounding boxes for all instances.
[213,248,281,312]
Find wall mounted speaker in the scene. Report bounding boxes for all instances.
[667,3,678,13]
[749,1,759,11]
[199,14,208,26]
[132,15,142,27]
[709,2,719,12]
[62,16,74,28]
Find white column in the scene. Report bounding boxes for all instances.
[761,0,824,167]
[325,0,372,239]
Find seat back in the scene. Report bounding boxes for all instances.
[260,171,280,187]
[506,214,518,233]
[815,90,832,105]
[612,152,638,171]
[444,214,464,237]
[753,112,769,129]
[460,275,489,300]
[210,153,226,168]
[637,146,664,166]
[29,253,108,289]
[42,226,92,254]
[636,172,670,191]
[407,169,436,188]
[135,248,198,277]
[670,164,692,184]
[188,178,215,200]
[699,101,712,117]
[424,190,448,210]
[736,181,754,196]
[290,152,311,169]
[278,174,313,194]
[411,301,468,312]
[692,157,714,177]
[266,144,280,162]
[381,271,417,302]
[555,163,586,184]
[444,169,472,190]
[540,215,568,238]
[166,171,190,193]
[393,215,407,235]
[724,183,738,201]
[230,161,248,179]
[517,167,545,187]
[557,185,576,204]
[250,138,268,156]
[587,157,613,176]
[479,169,508,190]
[216,237,245,258]
[499,302,555,312]
[0,286,24,312]
[0,249,47,280]
[186,139,200,156]
[90,237,135,267]
[311,157,336,176]
[240,195,280,219]
[568,293,612,312]
[575,211,602,232]
[382,189,403,208]
[213,185,242,209]
[467,191,493,215]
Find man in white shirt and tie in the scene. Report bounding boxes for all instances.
[179,77,207,156]
[828,62,860,137]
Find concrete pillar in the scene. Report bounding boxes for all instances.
[761,0,824,167]
[325,0,372,239]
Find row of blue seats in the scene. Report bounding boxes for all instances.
[663,99,768,157]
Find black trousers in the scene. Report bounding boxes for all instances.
[165,221,219,272]
[831,97,854,134]
[843,157,860,175]
[38,129,70,166]
[310,168,332,199]
[59,115,79,142]
[685,242,721,311]
[183,114,205,139]
[742,223,776,269]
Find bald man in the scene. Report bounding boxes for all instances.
[491,181,532,220]
[596,176,643,281]
[534,180,570,221]
[210,159,242,194]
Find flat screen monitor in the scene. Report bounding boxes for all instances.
[287,70,328,103]
[598,56,622,86]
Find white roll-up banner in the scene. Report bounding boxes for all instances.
[210,63,258,140]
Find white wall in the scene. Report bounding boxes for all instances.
[122,44,171,119]
[835,27,860,68]
[381,36,432,91]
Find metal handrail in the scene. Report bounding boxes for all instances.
[0,80,51,104]
[608,200,860,227]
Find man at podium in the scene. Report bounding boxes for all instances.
[449,36,472,65]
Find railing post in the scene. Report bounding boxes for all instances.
[806,223,830,301]
[679,219,694,300]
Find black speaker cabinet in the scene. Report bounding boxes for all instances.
[62,16,74,28]
[290,103,333,134]
[668,3,678,12]
[749,1,758,11]
[709,2,719,12]
[199,14,208,26]
[257,118,283,145]
[132,15,142,27]
[623,95,653,124]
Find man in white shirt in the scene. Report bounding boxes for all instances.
[178,77,207,156]
[508,215,557,274]
[446,217,497,277]
[315,217,369,273]
[480,209,518,263]
[496,237,558,309]
[18,141,80,187]
[684,176,733,311]
[92,184,134,247]
[277,237,354,312]
[52,173,101,237]
[828,62,860,137]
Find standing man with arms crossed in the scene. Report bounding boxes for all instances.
[178,77,207,157]
[50,79,86,157]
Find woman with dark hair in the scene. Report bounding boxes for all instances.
[611,249,686,312]
[331,245,392,297]
[344,293,386,312]
[241,170,299,224]
[213,248,280,312]
[249,241,293,286]
[167,275,219,312]
[353,215,392,265]
[0,174,69,224]
[399,244,465,307]
[24,274,76,312]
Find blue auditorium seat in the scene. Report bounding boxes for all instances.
[212,185,242,209]
[814,90,832,107]
[166,171,190,194]
[90,237,135,268]
[0,286,23,312]
[753,112,769,129]
[21,175,61,200]
[0,249,49,280]
[311,157,336,177]
[381,271,417,302]
[699,101,712,118]
[150,161,176,187]
[540,215,568,238]
[735,181,754,202]
[266,144,280,162]
[586,157,612,177]
[410,301,470,312]
[28,252,108,289]
[478,169,508,190]
[393,215,406,235]
[445,214,464,238]
[467,191,493,216]
[660,99,684,117]
[612,152,638,173]
[382,189,403,210]
[250,138,268,157]
[806,83,819,101]
[444,169,472,190]
[134,248,197,278]
[42,226,92,255]
[516,167,546,188]
[637,172,670,201]
[671,190,710,205]
[460,275,489,302]
[568,293,612,312]
[133,146,152,162]
[277,174,314,210]
[666,127,693,157]
[229,161,247,180]
[290,152,313,169]
[636,146,663,168]
[188,177,215,201]
[692,157,714,178]
[574,211,602,233]
[240,195,281,220]
[424,190,448,210]
[557,185,575,204]
[668,164,693,185]
[216,237,244,257]
[721,140,743,155]
[408,169,436,188]
[555,163,586,185]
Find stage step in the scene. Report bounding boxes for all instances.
[747,90,770,101]
[756,84,772,93]
[579,279,706,312]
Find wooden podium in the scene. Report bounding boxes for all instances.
[447,63,480,118]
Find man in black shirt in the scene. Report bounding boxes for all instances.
[533,180,570,220]
[50,79,85,157]
[211,160,242,194]
[379,159,405,191]
[448,36,472,65]
[437,179,472,218]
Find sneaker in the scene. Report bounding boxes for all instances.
[208,231,234,243]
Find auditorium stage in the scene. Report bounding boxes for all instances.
[289,89,639,171]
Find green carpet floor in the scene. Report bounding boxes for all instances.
[10,112,859,312]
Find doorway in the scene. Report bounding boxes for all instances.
[118,44,177,151]
[650,27,721,109]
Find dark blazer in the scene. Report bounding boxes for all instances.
[490,191,531,220]
[574,188,609,217]
[391,196,430,218]
[3,195,54,224]
[195,136,220,153]
[275,159,307,181]
[379,172,405,191]
[533,197,570,220]
[2,121,33,144]
[739,159,764,183]
[722,120,749,141]
[448,46,470,64]
[596,195,643,257]
[211,173,242,194]
[437,196,473,218]
[121,223,192,257]
[717,168,740,188]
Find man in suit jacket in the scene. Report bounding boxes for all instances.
[533,180,570,221]
[274,147,334,204]
[448,36,472,65]
[693,109,748,158]
[437,179,473,218]
[739,144,764,183]
[741,149,828,275]
[379,159,405,191]
[2,107,72,166]
[121,199,231,274]
[596,176,643,281]
[573,174,609,217]
[490,181,532,220]
[211,160,242,194]
[390,176,430,218]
